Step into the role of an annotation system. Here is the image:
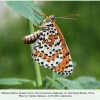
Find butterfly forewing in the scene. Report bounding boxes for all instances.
[51,23,73,75]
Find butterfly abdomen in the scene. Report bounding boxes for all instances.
[22,30,40,44]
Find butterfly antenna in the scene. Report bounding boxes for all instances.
[56,14,79,21]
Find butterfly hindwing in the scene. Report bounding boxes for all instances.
[32,22,63,69]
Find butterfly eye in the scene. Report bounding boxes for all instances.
[50,15,55,21]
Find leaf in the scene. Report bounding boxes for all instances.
[0,78,36,86]
[74,76,100,89]
[6,1,44,25]
[42,77,52,89]
[57,78,83,89]
[46,76,64,89]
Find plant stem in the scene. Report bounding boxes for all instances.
[29,20,43,89]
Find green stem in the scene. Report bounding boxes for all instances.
[29,21,43,89]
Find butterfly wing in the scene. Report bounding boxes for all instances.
[52,23,73,75]
[31,21,73,75]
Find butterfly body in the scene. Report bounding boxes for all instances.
[22,15,73,75]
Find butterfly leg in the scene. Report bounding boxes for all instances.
[33,23,49,29]
[32,8,47,17]
[32,8,49,24]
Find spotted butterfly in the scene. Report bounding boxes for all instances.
[22,14,74,75]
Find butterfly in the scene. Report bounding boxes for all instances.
[22,11,79,75]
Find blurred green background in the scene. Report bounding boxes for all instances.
[0,1,100,83]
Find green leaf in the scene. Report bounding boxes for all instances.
[57,78,83,89]
[0,78,36,86]
[46,76,64,89]
[74,76,100,89]
[42,77,51,89]
[6,1,44,25]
